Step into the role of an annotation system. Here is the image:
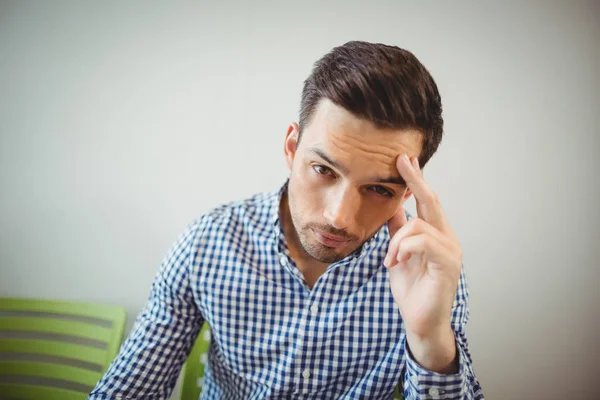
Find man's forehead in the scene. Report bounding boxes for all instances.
[299,100,422,185]
[305,99,422,149]
[303,101,423,160]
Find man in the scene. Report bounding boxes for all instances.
[89,41,484,399]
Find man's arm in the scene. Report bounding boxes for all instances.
[88,219,206,400]
[384,155,484,399]
[401,267,485,399]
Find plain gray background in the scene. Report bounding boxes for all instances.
[1,1,599,399]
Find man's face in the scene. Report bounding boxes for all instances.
[284,99,423,263]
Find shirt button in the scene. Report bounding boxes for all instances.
[310,304,319,316]
[428,387,440,397]
[302,369,311,379]
[279,254,286,264]
[411,376,419,386]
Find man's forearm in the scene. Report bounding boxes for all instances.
[406,324,458,374]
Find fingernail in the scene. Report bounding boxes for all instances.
[402,154,410,164]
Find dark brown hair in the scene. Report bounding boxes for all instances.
[299,41,444,168]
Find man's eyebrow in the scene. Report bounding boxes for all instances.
[374,176,406,187]
[308,148,349,174]
[308,147,406,187]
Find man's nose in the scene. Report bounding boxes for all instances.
[323,187,360,230]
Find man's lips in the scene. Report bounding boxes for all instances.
[312,228,351,248]
[319,231,348,241]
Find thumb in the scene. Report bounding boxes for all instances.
[388,205,408,238]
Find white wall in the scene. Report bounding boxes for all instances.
[1,1,598,399]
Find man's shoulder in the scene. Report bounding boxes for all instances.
[192,189,278,233]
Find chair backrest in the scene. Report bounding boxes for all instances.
[181,322,404,400]
[0,297,127,399]
[181,323,212,400]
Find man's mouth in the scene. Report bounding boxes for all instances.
[312,228,351,248]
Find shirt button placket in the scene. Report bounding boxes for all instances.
[298,302,319,389]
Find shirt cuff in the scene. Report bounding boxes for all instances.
[402,335,467,399]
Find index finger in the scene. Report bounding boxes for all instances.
[396,154,449,232]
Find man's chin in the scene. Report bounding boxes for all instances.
[302,240,354,264]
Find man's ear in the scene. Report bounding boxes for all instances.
[284,122,300,171]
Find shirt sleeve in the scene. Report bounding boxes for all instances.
[88,217,207,400]
[401,266,485,399]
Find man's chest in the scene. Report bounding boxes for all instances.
[193,252,406,391]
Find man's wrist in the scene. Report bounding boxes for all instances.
[405,324,458,374]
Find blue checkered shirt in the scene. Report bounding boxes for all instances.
[89,181,484,399]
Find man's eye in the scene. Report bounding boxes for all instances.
[313,165,333,176]
[371,186,393,197]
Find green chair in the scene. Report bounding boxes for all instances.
[181,323,404,399]
[181,323,213,400]
[0,297,127,400]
